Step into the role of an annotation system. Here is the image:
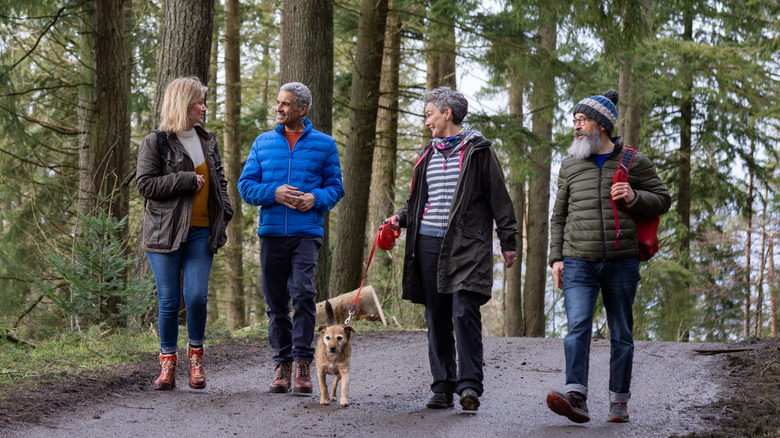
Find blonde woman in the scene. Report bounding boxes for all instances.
[136,76,233,390]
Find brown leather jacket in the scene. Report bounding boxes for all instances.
[136,126,233,253]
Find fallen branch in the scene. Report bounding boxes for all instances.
[1,332,37,348]
[692,347,755,355]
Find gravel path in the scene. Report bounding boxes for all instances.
[6,331,726,438]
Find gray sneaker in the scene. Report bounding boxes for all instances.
[546,391,590,423]
[608,402,629,423]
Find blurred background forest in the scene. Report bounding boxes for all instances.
[1,0,778,347]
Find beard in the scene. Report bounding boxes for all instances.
[568,127,602,159]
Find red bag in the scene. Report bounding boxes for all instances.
[610,146,660,261]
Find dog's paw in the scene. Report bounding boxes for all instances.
[320,398,330,405]
[340,400,349,407]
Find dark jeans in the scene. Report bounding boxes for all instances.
[260,236,322,365]
[417,234,490,396]
[146,227,213,354]
[562,257,640,403]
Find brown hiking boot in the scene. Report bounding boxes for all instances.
[269,361,292,393]
[187,344,206,389]
[153,353,177,390]
[293,359,313,393]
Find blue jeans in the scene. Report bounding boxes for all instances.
[260,236,321,365]
[146,227,214,354]
[562,257,640,403]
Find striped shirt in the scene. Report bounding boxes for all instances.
[419,143,465,237]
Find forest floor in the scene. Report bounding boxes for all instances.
[0,331,778,437]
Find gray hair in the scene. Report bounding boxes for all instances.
[423,86,468,125]
[280,82,312,114]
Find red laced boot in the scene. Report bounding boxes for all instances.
[293,359,313,393]
[187,344,206,389]
[269,361,292,393]
[153,353,177,390]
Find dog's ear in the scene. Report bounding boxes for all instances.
[318,325,326,333]
[344,326,355,338]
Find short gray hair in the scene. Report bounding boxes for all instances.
[280,82,312,114]
[423,86,468,125]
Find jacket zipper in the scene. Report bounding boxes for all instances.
[598,165,606,260]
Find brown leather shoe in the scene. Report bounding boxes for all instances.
[269,361,292,393]
[187,344,206,389]
[293,359,313,393]
[153,353,177,390]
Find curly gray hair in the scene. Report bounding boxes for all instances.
[423,86,468,125]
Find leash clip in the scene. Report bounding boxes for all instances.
[344,309,356,326]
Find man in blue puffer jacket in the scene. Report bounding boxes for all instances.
[238,82,344,395]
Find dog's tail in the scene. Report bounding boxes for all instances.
[325,300,336,325]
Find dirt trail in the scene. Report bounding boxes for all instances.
[4,331,726,438]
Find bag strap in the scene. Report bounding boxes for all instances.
[154,129,172,166]
[610,145,636,249]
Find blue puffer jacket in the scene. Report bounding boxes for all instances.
[238,119,344,237]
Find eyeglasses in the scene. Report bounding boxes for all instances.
[573,116,592,127]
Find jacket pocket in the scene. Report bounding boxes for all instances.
[144,200,176,249]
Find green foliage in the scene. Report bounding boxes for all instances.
[36,209,155,329]
[0,326,160,384]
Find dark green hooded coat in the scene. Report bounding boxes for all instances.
[396,134,517,304]
[549,138,671,265]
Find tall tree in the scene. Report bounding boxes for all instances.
[366,2,402,294]
[523,8,556,338]
[223,0,245,329]
[154,0,216,121]
[329,0,389,296]
[279,0,334,300]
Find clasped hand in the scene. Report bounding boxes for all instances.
[275,184,315,212]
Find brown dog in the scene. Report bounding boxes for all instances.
[315,300,354,406]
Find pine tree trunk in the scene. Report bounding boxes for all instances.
[89,0,132,319]
[756,190,767,337]
[223,0,245,329]
[154,0,216,124]
[769,233,776,338]
[329,0,389,296]
[366,4,401,296]
[422,0,457,147]
[279,0,334,301]
[523,18,556,338]
[505,78,525,337]
[744,166,754,339]
[206,15,220,325]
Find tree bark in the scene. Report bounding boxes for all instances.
[279,0,334,301]
[329,0,389,296]
[769,232,776,338]
[523,17,556,338]
[154,0,216,124]
[744,164,754,339]
[366,3,401,296]
[206,11,220,325]
[223,0,245,329]
[505,77,525,337]
[756,188,768,337]
[422,0,457,147]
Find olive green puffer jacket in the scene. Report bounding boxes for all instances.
[549,138,670,264]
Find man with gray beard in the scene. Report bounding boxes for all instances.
[546,90,670,424]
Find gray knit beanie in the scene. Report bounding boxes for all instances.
[573,90,619,135]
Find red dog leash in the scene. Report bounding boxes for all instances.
[343,223,399,326]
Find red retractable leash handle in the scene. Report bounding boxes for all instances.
[344,222,400,326]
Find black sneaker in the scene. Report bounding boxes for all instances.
[546,390,590,423]
[426,392,454,409]
[607,402,629,423]
[459,388,480,411]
